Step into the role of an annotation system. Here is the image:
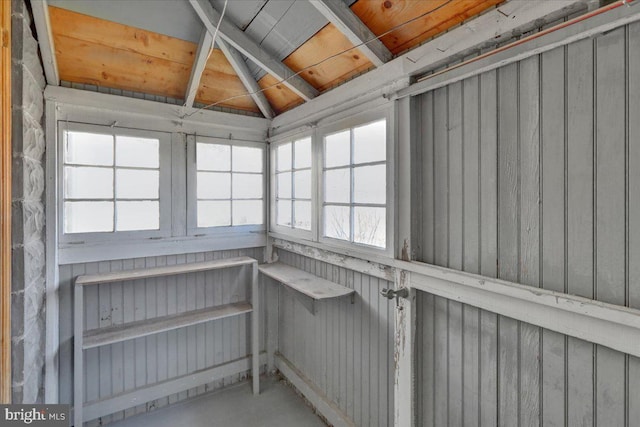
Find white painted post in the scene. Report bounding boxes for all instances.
[74,284,84,427]
[394,269,415,427]
[252,261,260,395]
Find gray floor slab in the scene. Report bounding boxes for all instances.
[107,376,328,427]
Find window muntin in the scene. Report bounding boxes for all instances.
[195,141,264,228]
[62,130,162,234]
[275,137,312,231]
[322,119,387,248]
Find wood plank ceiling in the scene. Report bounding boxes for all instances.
[48,0,502,117]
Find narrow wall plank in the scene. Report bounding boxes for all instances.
[629,20,640,425]
[462,305,479,427]
[479,70,498,279]
[479,310,498,426]
[448,81,463,271]
[540,46,566,427]
[434,296,449,426]
[434,87,449,267]
[594,27,627,427]
[421,92,435,264]
[462,76,480,274]
[448,300,463,427]
[566,37,595,426]
[518,54,541,427]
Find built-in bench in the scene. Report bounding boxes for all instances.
[259,262,355,313]
[73,256,260,427]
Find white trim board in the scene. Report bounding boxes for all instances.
[44,86,270,137]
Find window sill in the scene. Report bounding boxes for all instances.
[59,232,267,265]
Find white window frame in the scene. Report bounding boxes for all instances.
[186,135,267,237]
[57,121,172,245]
[269,133,315,240]
[317,108,394,256]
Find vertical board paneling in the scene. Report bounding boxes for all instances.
[629,21,640,425]
[58,247,265,423]
[415,21,638,427]
[595,26,627,427]
[276,249,394,427]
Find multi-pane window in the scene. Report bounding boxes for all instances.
[275,137,312,230]
[323,119,387,248]
[196,141,264,228]
[63,129,162,234]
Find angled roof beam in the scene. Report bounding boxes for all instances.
[31,0,59,85]
[184,28,214,108]
[216,39,274,119]
[308,0,392,67]
[189,0,318,101]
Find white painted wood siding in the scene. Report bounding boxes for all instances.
[273,249,394,427]
[414,20,640,427]
[58,247,265,426]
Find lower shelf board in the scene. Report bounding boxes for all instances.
[83,302,253,349]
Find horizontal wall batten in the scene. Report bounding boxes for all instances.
[83,353,267,422]
[273,237,640,358]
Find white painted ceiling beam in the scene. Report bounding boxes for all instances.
[308,0,392,67]
[184,28,214,108]
[216,38,275,119]
[189,0,318,101]
[31,0,59,85]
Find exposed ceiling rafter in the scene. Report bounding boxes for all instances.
[184,28,214,108]
[31,0,59,85]
[308,0,392,67]
[189,0,319,101]
[216,39,275,119]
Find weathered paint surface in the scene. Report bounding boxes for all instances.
[414,20,640,426]
[274,249,394,427]
[58,247,265,426]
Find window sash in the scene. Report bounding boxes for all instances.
[58,122,172,243]
[187,135,266,234]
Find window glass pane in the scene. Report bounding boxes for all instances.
[198,201,231,227]
[197,172,231,199]
[277,172,292,199]
[65,131,113,166]
[277,143,292,172]
[233,146,262,172]
[324,130,350,168]
[324,168,350,203]
[64,201,113,233]
[233,173,263,199]
[64,166,113,199]
[294,138,311,169]
[116,136,159,168]
[324,205,350,240]
[294,201,311,230]
[116,169,159,199]
[233,200,263,225]
[294,170,311,199]
[354,206,386,248]
[353,164,386,204]
[116,201,159,231]
[353,120,386,164]
[277,200,292,227]
[197,143,230,171]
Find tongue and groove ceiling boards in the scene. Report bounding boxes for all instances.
[44,0,503,117]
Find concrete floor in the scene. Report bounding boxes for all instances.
[108,376,328,427]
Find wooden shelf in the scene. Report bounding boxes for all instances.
[259,262,354,300]
[83,302,252,349]
[76,256,256,286]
